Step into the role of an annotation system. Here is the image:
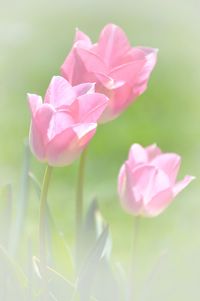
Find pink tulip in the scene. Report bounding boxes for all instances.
[61,24,158,123]
[118,144,195,217]
[28,76,108,166]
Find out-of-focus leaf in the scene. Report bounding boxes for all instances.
[33,256,75,301]
[0,244,28,300]
[76,199,99,268]
[9,139,31,256]
[0,184,12,247]
[76,199,112,270]
[92,259,121,301]
[77,227,109,301]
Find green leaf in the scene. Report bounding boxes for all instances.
[77,227,109,301]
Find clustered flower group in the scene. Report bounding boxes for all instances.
[28,24,194,217]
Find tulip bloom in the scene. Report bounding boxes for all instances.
[118,144,195,217]
[28,76,108,166]
[61,24,158,123]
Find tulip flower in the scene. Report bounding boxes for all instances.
[61,24,158,123]
[118,144,195,217]
[28,76,108,166]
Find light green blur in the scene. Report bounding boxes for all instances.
[0,0,200,299]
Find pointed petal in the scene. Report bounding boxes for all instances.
[151,153,181,184]
[97,24,130,67]
[74,28,91,44]
[70,93,108,123]
[145,144,161,161]
[173,175,195,197]
[44,76,76,107]
[128,144,148,167]
[27,93,42,116]
[132,48,158,96]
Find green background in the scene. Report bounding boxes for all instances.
[0,0,200,299]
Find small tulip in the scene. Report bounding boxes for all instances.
[61,24,158,123]
[28,76,108,166]
[118,144,195,217]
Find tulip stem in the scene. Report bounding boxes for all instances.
[128,216,140,301]
[39,165,53,296]
[75,148,88,237]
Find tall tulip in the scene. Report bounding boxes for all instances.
[28,76,108,166]
[61,24,158,122]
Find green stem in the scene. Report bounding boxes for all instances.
[75,148,88,237]
[39,165,52,280]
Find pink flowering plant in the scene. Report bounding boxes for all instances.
[0,24,195,301]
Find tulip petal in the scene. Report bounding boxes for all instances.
[132,48,158,96]
[29,104,54,161]
[118,163,143,215]
[173,175,195,197]
[131,165,171,204]
[73,83,95,97]
[109,60,145,85]
[151,153,181,184]
[145,188,173,217]
[74,29,92,44]
[45,76,76,107]
[97,24,130,67]
[128,144,148,167]
[27,93,42,116]
[145,144,161,161]
[71,93,108,123]
[47,111,74,140]
[46,123,96,166]
[75,47,107,74]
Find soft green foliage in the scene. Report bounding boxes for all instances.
[0,0,200,300]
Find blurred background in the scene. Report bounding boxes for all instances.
[0,0,200,299]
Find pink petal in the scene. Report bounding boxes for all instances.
[73,83,95,97]
[132,48,158,96]
[128,144,148,167]
[70,93,108,123]
[29,104,54,161]
[46,123,96,166]
[44,76,76,107]
[97,83,132,122]
[145,144,161,161]
[47,111,74,140]
[74,28,92,44]
[60,48,76,83]
[97,24,130,67]
[72,123,97,146]
[75,47,107,75]
[27,93,42,116]
[173,175,195,197]
[131,165,171,204]
[109,60,145,85]
[95,73,125,89]
[144,188,173,217]
[118,163,143,215]
[151,153,181,184]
